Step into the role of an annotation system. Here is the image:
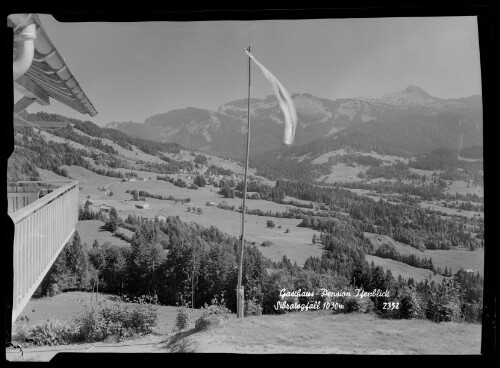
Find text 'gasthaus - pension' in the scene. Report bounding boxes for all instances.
[279,288,390,299]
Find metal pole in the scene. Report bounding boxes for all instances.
[237,45,251,319]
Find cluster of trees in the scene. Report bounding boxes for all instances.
[205,165,235,177]
[187,207,203,215]
[37,209,482,323]
[250,155,331,182]
[193,175,207,187]
[49,126,118,155]
[327,153,385,167]
[360,160,426,182]
[374,244,436,272]
[219,175,482,253]
[409,148,483,184]
[459,145,483,159]
[440,200,483,212]
[338,180,446,201]
[12,126,127,179]
[70,118,181,155]
[78,201,103,221]
[218,186,235,198]
[126,189,191,204]
[135,159,193,175]
[194,154,208,165]
[19,111,182,156]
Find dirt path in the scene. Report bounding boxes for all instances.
[6,333,173,362]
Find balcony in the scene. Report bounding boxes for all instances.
[8,180,79,323]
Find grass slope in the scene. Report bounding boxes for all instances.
[169,311,481,354]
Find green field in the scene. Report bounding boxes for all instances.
[74,220,131,249]
[69,165,484,276]
[76,174,325,265]
[169,310,481,354]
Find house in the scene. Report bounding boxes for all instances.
[99,205,111,213]
[135,202,150,209]
[156,215,167,222]
[138,177,146,181]
[129,178,136,182]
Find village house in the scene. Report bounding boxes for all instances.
[135,202,150,209]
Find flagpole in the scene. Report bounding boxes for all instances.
[237,45,251,319]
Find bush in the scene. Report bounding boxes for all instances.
[266,220,275,228]
[461,301,482,323]
[261,240,273,247]
[335,290,374,314]
[29,319,78,346]
[194,314,225,332]
[194,294,230,332]
[396,286,423,319]
[176,307,193,331]
[244,298,263,317]
[175,295,193,331]
[75,298,158,342]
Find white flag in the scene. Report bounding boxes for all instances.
[244,49,297,145]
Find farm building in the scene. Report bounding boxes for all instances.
[135,202,150,209]
[129,178,136,182]
[99,205,111,212]
[156,215,167,221]
[138,177,146,181]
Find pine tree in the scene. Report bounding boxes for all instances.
[66,231,90,290]
[312,234,317,244]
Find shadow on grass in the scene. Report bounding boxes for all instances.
[98,225,111,233]
[163,329,199,353]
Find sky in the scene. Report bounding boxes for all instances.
[15,15,482,127]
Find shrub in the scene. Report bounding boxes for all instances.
[176,307,193,331]
[75,298,158,342]
[396,286,423,319]
[194,294,230,332]
[29,319,78,346]
[336,290,374,314]
[261,240,273,247]
[175,295,193,331]
[194,314,224,332]
[244,298,263,317]
[266,220,275,228]
[461,301,482,323]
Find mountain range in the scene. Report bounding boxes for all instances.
[106,86,482,159]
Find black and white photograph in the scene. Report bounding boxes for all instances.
[4,6,495,361]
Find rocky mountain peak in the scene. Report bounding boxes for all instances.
[404,85,432,99]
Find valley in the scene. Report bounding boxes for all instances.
[7,86,485,350]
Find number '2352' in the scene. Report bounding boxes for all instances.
[383,302,399,310]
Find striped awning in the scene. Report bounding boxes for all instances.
[10,14,97,117]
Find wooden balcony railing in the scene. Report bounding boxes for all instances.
[8,181,79,323]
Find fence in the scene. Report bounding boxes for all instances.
[8,181,79,323]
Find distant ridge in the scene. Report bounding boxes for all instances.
[106,86,482,159]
